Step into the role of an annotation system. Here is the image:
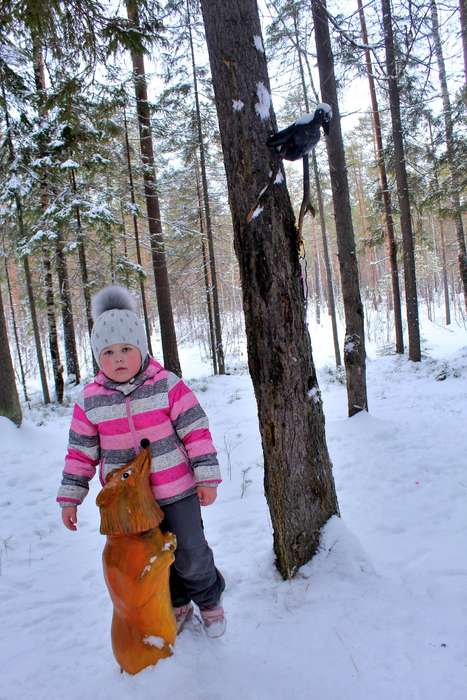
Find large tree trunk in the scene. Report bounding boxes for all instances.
[382,0,421,361]
[0,287,22,426]
[200,0,339,579]
[311,0,368,413]
[187,2,225,374]
[125,0,180,375]
[357,0,404,354]
[430,0,467,311]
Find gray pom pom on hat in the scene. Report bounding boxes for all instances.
[90,285,149,367]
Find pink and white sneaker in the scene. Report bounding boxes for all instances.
[174,603,194,634]
[199,605,226,638]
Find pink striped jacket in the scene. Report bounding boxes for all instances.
[57,357,221,507]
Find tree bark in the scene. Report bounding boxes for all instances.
[0,286,22,426]
[54,229,81,384]
[0,75,50,403]
[311,0,368,412]
[382,0,421,361]
[195,158,218,374]
[126,0,180,375]
[430,0,467,311]
[32,35,65,398]
[460,0,467,83]
[4,259,29,403]
[122,105,154,356]
[187,1,225,373]
[200,0,339,579]
[357,0,404,353]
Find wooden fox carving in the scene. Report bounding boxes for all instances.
[96,441,177,675]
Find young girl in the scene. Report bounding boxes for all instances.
[57,285,225,637]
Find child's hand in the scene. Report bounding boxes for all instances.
[197,486,217,506]
[61,505,78,531]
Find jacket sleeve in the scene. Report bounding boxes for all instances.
[167,373,221,488]
[56,392,100,507]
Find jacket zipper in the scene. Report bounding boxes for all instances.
[125,396,140,453]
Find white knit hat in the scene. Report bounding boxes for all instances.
[90,286,148,367]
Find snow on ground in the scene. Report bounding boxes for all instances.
[1,315,466,700]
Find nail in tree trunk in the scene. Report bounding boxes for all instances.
[430,0,467,311]
[311,0,368,412]
[0,286,22,426]
[0,76,50,403]
[187,1,225,373]
[195,158,218,374]
[125,0,180,375]
[357,0,404,353]
[381,0,421,361]
[4,259,29,403]
[122,106,153,355]
[32,36,65,398]
[200,0,339,578]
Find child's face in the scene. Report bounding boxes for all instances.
[99,343,142,383]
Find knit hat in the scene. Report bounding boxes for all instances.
[90,285,148,367]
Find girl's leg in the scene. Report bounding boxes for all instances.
[160,494,225,609]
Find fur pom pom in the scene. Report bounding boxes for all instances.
[91,285,137,321]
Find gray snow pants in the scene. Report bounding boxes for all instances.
[160,493,225,610]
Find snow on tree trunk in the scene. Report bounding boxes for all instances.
[382,0,421,362]
[200,0,339,579]
[311,0,369,412]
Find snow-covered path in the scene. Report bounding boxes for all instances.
[1,323,466,700]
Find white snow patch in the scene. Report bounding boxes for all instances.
[251,206,264,219]
[307,386,320,403]
[143,636,165,649]
[295,113,314,125]
[60,159,79,170]
[274,171,284,184]
[253,35,264,53]
[232,99,244,112]
[255,82,271,120]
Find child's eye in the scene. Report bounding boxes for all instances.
[104,350,113,356]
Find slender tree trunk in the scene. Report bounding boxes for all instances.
[357,0,404,353]
[0,76,50,403]
[122,106,153,355]
[54,229,80,384]
[382,0,421,361]
[460,0,467,83]
[125,0,180,374]
[195,159,218,374]
[187,2,225,373]
[312,0,368,412]
[201,0,339,579]
[32,35,65,399]
[430,0,467,310]
[0,286,22,426]
[439,221,451,325]
[4,259,29,403]
[291,11,341,365]
[69,168,98,374]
